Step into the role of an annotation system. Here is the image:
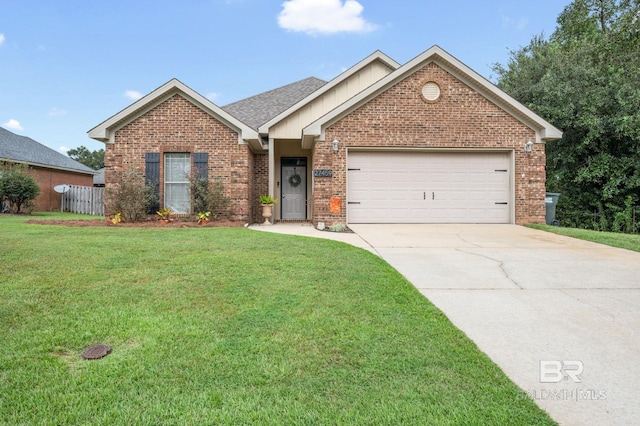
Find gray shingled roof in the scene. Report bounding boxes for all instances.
[222,77,327,130]
[0,127,95,174]
[93,167,105,185]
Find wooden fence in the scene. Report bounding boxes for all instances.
[62,185,104,216]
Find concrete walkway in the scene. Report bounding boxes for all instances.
[249,223,640,425]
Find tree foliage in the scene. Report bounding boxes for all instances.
[493,0,640,231]
[0,164,41,213]
[67,146,105,170]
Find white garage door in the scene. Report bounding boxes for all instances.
[347,151,511,224]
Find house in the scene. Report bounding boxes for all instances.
[0,127,95,211]
[88,45,562,226]
[93,168,105,187]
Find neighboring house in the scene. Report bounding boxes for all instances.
[89,45,562,226]
[93,168,105,187]
[0,127,95,211]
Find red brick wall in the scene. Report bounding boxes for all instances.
[31,167,93,212]
[314,62,544,226]
[106,94,252,221]
[252,153,269,223]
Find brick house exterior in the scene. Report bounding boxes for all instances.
[105,94,257,221]
[90,46,561,226]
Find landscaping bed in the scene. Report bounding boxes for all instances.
[25,216,246,228]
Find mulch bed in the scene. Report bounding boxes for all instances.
[25,217,247,228]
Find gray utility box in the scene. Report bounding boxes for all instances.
[545,192,561,225]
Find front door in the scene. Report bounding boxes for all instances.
[281,159,306,220]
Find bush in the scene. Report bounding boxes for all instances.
[105,167,157,222]
[190,175,231,220]
[0,164,40,213]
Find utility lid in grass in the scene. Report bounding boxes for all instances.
[81,344,111,360]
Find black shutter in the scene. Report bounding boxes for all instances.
[145,152,160,213]
[194,152,208,179]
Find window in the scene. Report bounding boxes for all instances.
[164,153,191,213]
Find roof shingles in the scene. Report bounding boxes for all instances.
[0,127,95,174]
[221,77,326,130]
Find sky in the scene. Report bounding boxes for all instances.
[0,0,570,155]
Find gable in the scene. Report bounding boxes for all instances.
[116,94,239,144]
[268,59,397,140]
[327,62,533,144]
[88,78,260,151]
[304,46,562,145]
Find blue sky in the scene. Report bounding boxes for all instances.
[0,0,569,154]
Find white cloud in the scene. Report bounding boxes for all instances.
[206,92,221,103]
[3,119,23,131]
[124,90,143,100]
[278,0,377,35]
[48,107,68,117]
[0,33,5,46]
[59,146,69,153]
[501,15,529,30]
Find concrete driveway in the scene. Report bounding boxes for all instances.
[349,224,640,426]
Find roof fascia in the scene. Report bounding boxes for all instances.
[88,78,260,148]
[304,45,562,142]
[257,51,400,134]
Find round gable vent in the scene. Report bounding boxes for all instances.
[422,82,441,102]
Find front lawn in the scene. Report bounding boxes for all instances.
[528,224,640,252]
[0,213,555,425]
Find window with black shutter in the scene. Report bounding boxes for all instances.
[145,152,160,213]
[193,152,208,179]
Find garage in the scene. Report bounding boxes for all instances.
[347,151,512,224]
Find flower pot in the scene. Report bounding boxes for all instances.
[261,203,273,225]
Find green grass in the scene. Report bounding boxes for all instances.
[1,213,555,425]
[528,224,640,252]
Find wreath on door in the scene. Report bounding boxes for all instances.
[288,173,302,188]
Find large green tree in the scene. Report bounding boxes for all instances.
[67,146,104,170]
[493,0,640,231]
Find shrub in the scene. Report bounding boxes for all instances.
[106,167,157,222]
[190,175,231,220]
[0,164,40,213]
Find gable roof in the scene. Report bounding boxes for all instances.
[88,78,261,151]
[258,51,400,135]
[303,45,563,144]
[222,77,327,130]
[0,127,95,175]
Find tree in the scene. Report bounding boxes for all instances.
[0,164,41,213]
[493,0,640,231]
[67,146,105,170]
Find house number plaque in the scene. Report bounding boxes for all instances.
[314,169,332,177]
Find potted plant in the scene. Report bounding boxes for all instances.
[259,195,277,225]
